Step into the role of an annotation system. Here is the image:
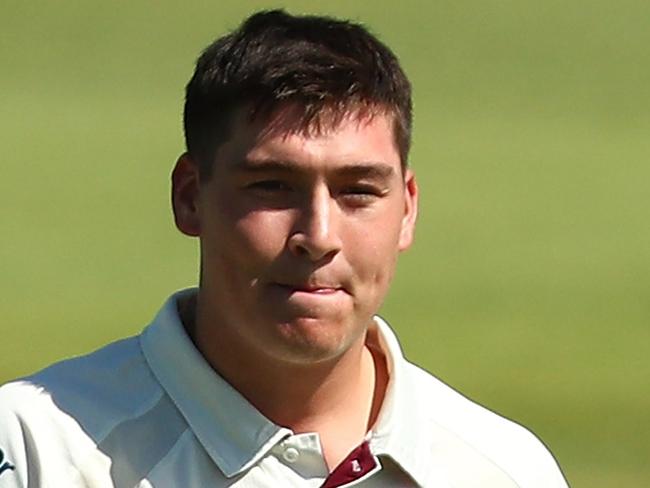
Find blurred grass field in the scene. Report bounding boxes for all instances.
[1,1,649,486]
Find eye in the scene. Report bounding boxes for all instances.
[246,180,292,192]
[338,185,385,206]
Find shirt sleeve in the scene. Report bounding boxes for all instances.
[0,388,30,488]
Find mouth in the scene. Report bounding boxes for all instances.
[269,278,351,298]
[266,281,350,314]
[275,283,344,294]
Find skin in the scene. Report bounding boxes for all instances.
[172,106,418,469]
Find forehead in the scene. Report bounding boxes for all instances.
[213,106,401,173]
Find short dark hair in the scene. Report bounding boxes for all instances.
[184,9,413,178]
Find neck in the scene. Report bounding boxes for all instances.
[179,292,387,469]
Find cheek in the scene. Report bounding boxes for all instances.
[344,219,401,287]
[201,209,292,308]
[230,210,291,263]
[201,196,286,274]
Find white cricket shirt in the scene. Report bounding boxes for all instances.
[0,289,568,487]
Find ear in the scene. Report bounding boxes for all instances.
[171,153,201,237]
[398,169,418,251]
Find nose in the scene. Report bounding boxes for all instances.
[287,186,342,262]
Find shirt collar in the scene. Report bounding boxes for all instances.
[140,289,433,485]
[140,289,292,477]
[367,316,437,487]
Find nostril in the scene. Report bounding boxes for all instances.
[287,231,340,263]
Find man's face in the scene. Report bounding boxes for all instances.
[175,108,417,365]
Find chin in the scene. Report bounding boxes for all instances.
[268,318,360,364]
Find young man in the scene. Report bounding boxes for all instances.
[0,10,568,487]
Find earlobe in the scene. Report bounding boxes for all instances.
[398,170,418,251]
[171,153,202,237]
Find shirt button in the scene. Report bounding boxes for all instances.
[282,447,300,463]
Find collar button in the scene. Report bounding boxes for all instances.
[282,447,300,463]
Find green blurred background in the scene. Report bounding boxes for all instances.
[2,1,649,485]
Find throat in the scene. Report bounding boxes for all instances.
[178,292,389,470]
[274,345,386,470]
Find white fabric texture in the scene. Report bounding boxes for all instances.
[0,289,568,487]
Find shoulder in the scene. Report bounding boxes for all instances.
[0,335,164,485]
[402,362,568,487]
[1,335,161,436]
[5,336,151,412]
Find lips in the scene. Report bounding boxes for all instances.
[269,278,350,297]
[272,285,348,313]
[293,284,340,293]
[276,283,343,294]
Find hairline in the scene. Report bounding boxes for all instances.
[195,101,408,181]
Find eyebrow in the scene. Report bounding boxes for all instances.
[232,158,396,179]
